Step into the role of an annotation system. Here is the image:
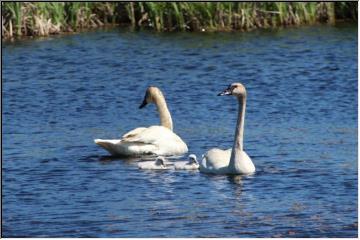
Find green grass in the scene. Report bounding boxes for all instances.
[1,2,357,39]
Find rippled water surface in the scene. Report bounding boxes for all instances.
[2,24,357,237]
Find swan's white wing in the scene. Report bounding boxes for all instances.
[122,126,172,144]
[121,127,147,139]
[200,148,232,173]
[121,126,188,156]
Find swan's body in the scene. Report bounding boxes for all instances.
[95,87,188,156]
[200,83,255,175]
[200,148,254,174]
[95,126,187,156]
[174,154,199,170]
[138,156,172,170]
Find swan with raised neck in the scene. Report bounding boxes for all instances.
[139,86,173,131]
[200,83,255,174]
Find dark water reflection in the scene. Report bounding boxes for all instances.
[2,24,357,237]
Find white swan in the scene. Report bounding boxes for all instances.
[174,154,199,170]
[200,83,255,175]
[138,156,171,170]
[94,86,188,156]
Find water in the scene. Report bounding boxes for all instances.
[2,24,357,237]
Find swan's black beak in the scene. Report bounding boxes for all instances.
[217,87,232,96]
[139,99,148,109]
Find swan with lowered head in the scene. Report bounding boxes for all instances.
[174,154,199,170]
[94,86,188,156]
[138,156,170,170]
[200,83,255,175]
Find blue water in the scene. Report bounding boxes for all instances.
[2,24,357,237]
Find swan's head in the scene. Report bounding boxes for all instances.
[139,86,164,109]
[188,154,198,164]
[218,83,247,97]
[155,156,166,166]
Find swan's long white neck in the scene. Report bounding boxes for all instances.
[229,94,246,171]
[154,94,173,131]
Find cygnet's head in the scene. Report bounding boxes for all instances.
[218,83,246,97]
[188,154,198,164]
[155,156,166,166]
[139,86,164,109]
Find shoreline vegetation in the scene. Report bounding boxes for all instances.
[2,2,357,40]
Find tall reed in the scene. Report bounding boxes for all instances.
[1,2,357,39]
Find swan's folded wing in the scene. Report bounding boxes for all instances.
[119,126,187,156]
[121,126,174,145]
[202,148,232,170]
[121,127,147,139]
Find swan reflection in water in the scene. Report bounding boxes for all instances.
[228,175,244,185]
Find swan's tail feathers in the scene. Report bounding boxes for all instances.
[94,139,121,154]
[94,139,120,145]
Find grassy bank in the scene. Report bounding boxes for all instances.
[2,2,357,39]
